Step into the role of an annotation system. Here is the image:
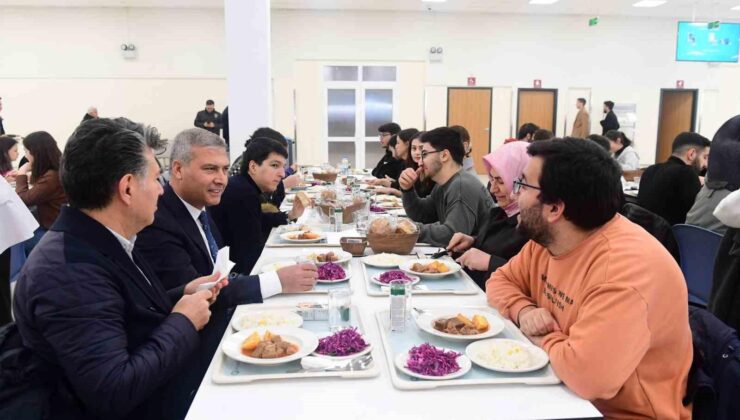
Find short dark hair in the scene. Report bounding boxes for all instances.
[604,101,615,110]
[587,134,611,152]
[246,127,287,148]
[531,129,554,142]
[449,125,470,143]
[378,122,401,135]
[206,99,215,106]
[527,137,622,230]
[672,132,711,155]
[0,135,18,174]
[23,132,62,184]
[240,137,288,176]
[420,127,465,165]
[577,98,587,106]
[517,123,540,140]
[397,128,420,144]
[406,130,425,169]
[605,130,632,148]
[61,118,149,210]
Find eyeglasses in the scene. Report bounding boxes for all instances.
[420,150,442,160]
[378,133,391,138]
[512,177,541,194]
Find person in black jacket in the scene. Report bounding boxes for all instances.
[371,122,401,179]
[12,119,226,419]
[446,141,531,289]
[600,100,620,135]
[221,106,229,147]
[710,227,740,332]
[193,99,222,135]
[638,132,711,226]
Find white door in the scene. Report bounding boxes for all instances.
[491,86,514,147]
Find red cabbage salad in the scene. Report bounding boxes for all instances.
[378,270,413,284]
[316,327,369,356]
[405,343,461,376]
[317,262,346,280]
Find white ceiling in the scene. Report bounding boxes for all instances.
[0,0,739,19]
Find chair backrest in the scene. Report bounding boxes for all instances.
[673,224,724,306]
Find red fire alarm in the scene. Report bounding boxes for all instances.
[676,80,685,89]
[533,79,542,89]
[467,77,476,87]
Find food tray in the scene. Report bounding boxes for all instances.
[251,256,354,294]
[212,304,379,384]
[362,259,480,296]
[375,306,561,390]
[264,226,359,248]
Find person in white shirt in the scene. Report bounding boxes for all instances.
[606,130,640,171]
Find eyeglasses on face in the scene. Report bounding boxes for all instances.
[420,150,442,160]
[512,177,541,194]
[378,133,391,138]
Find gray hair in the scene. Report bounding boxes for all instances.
[111,117,168,154]
[170,127,226,164]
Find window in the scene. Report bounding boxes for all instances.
[362,66,396,82]
[327,89,356,137]
[324,66,358,82]
[364,89,393,137]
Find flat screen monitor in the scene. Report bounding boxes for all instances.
[676,21,740,63]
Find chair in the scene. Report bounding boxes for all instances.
[672,224,724,307]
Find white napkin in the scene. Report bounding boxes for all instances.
[300,356,336,370]
[0,177,39,253]
[196,246,236,291]
[714,189,740,228]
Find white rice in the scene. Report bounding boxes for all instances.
[476,341,532,370]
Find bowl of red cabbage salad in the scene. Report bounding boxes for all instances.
[314,327,371,358]
[317,262,346,281]
[405,343,462,377]
[377,270,414,284]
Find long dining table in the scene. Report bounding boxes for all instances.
[185,238,602,420]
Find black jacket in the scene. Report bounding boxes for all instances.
[0,116,4,135]
[221,106,229,146]
[600,110,620,135]
[638,156,701,226]
[210,173,288,274]
[710,228,740,332]
[13,207,201,419]
[371,150,404,180]
[193,109,222,135]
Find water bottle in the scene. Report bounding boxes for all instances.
[341,157,349,176]
[334,207,343,232]
[389,280,409,332]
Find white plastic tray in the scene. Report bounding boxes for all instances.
[264,225,359,248]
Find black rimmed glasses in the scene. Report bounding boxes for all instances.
[420,150,442,160]
[512,177,541,194]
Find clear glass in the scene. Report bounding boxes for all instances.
[354,211,370,236]
[328,288,352,331]
[364,89,393,137]
[323,65,359,81]
[362,66,397,82]
[327,89,356,138]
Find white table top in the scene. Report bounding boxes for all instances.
[185,246,601,420]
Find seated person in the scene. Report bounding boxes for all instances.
[605,130,640,171]
[449,125,475,175]
[371,122,403,180]
[211,138,306,274]
[638,132,710,225]
[398,127,494,247]
[13,118,226,419]
[371,128,419,197]
[531,128,554,142]
[504,122,539,144]
[487,138,691,418]
[408,131,435,198]
[710,188,740,331]
[446,141,531,289]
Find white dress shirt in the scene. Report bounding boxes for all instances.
[175,193,282,298]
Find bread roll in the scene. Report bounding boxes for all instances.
[295,192,311,207]
[369,217,394,235]
[396,219,418,234]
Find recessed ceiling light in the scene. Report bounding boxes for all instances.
[530,0,559,4]
[422,0,446,3]
[633,0,667,7]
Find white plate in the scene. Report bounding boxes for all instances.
[280,231,326,243]
[312,331,373,360]
[388,209,407,217]
[399,259,461,278]
[316,265,352,283]
[466,338,549,373]
[414,310,505,341]
[304,250,352,266]
[362,253,407,268]
[378,201,403,209]
[394,347,471,380]
[260,260,296,274]
[370,272,421,287]
[230,310,304,332]
[222,326,319,366]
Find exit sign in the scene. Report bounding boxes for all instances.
[589,17,599,27]
[676,80,685,89]
[533,79,542,88]
[467,76,476,87]
[708,21,720,29]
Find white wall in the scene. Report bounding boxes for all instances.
[1,6,739,165]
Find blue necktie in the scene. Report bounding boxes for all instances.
[198,211,219,263]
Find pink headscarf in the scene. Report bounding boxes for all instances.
[482,141,531,217]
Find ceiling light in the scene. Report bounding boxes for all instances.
[633,0,667,7]
[530,0,559,4]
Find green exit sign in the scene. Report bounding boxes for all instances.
[708,21,720,29]
[589,17,599,27]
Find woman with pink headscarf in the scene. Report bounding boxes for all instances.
[446,141,532,289]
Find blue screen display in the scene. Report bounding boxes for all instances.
[676,21,740,63]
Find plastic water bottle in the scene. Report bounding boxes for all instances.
[340,157,349,176]
[334,207,343,232]
[389,280,408,332]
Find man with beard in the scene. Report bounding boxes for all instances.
[398,127,493,247]
[487,138,692,419]
[638,132,711,226]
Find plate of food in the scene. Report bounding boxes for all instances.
[230,310,304,332]
[414,310,505,341]
[312,327,373,361]
[399,259,461,278]
[465,338,549,373]
[304,250,352,266]
[362,253,407,268]
[388,208,407,217]
[370,270,420,287]
[222,326,319,366]
[394,343,471,381]
[316,262,352,283]
[280,230,326,243]
[377,200,403,209]
[260,260,296,274]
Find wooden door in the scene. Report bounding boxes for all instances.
[656,89,698,163]
[517,89,557,134]
[447,87,492,174]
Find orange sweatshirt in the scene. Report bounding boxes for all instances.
[487,215,692,419]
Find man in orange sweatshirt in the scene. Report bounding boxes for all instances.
[487,138,692,419]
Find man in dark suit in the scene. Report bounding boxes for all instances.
[638,132,711,226]
[12,119,226,419]
[371,122,402,180]
[193,99,222,135]
[600,100,620,135]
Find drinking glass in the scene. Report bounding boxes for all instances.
[328,288,352,331]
